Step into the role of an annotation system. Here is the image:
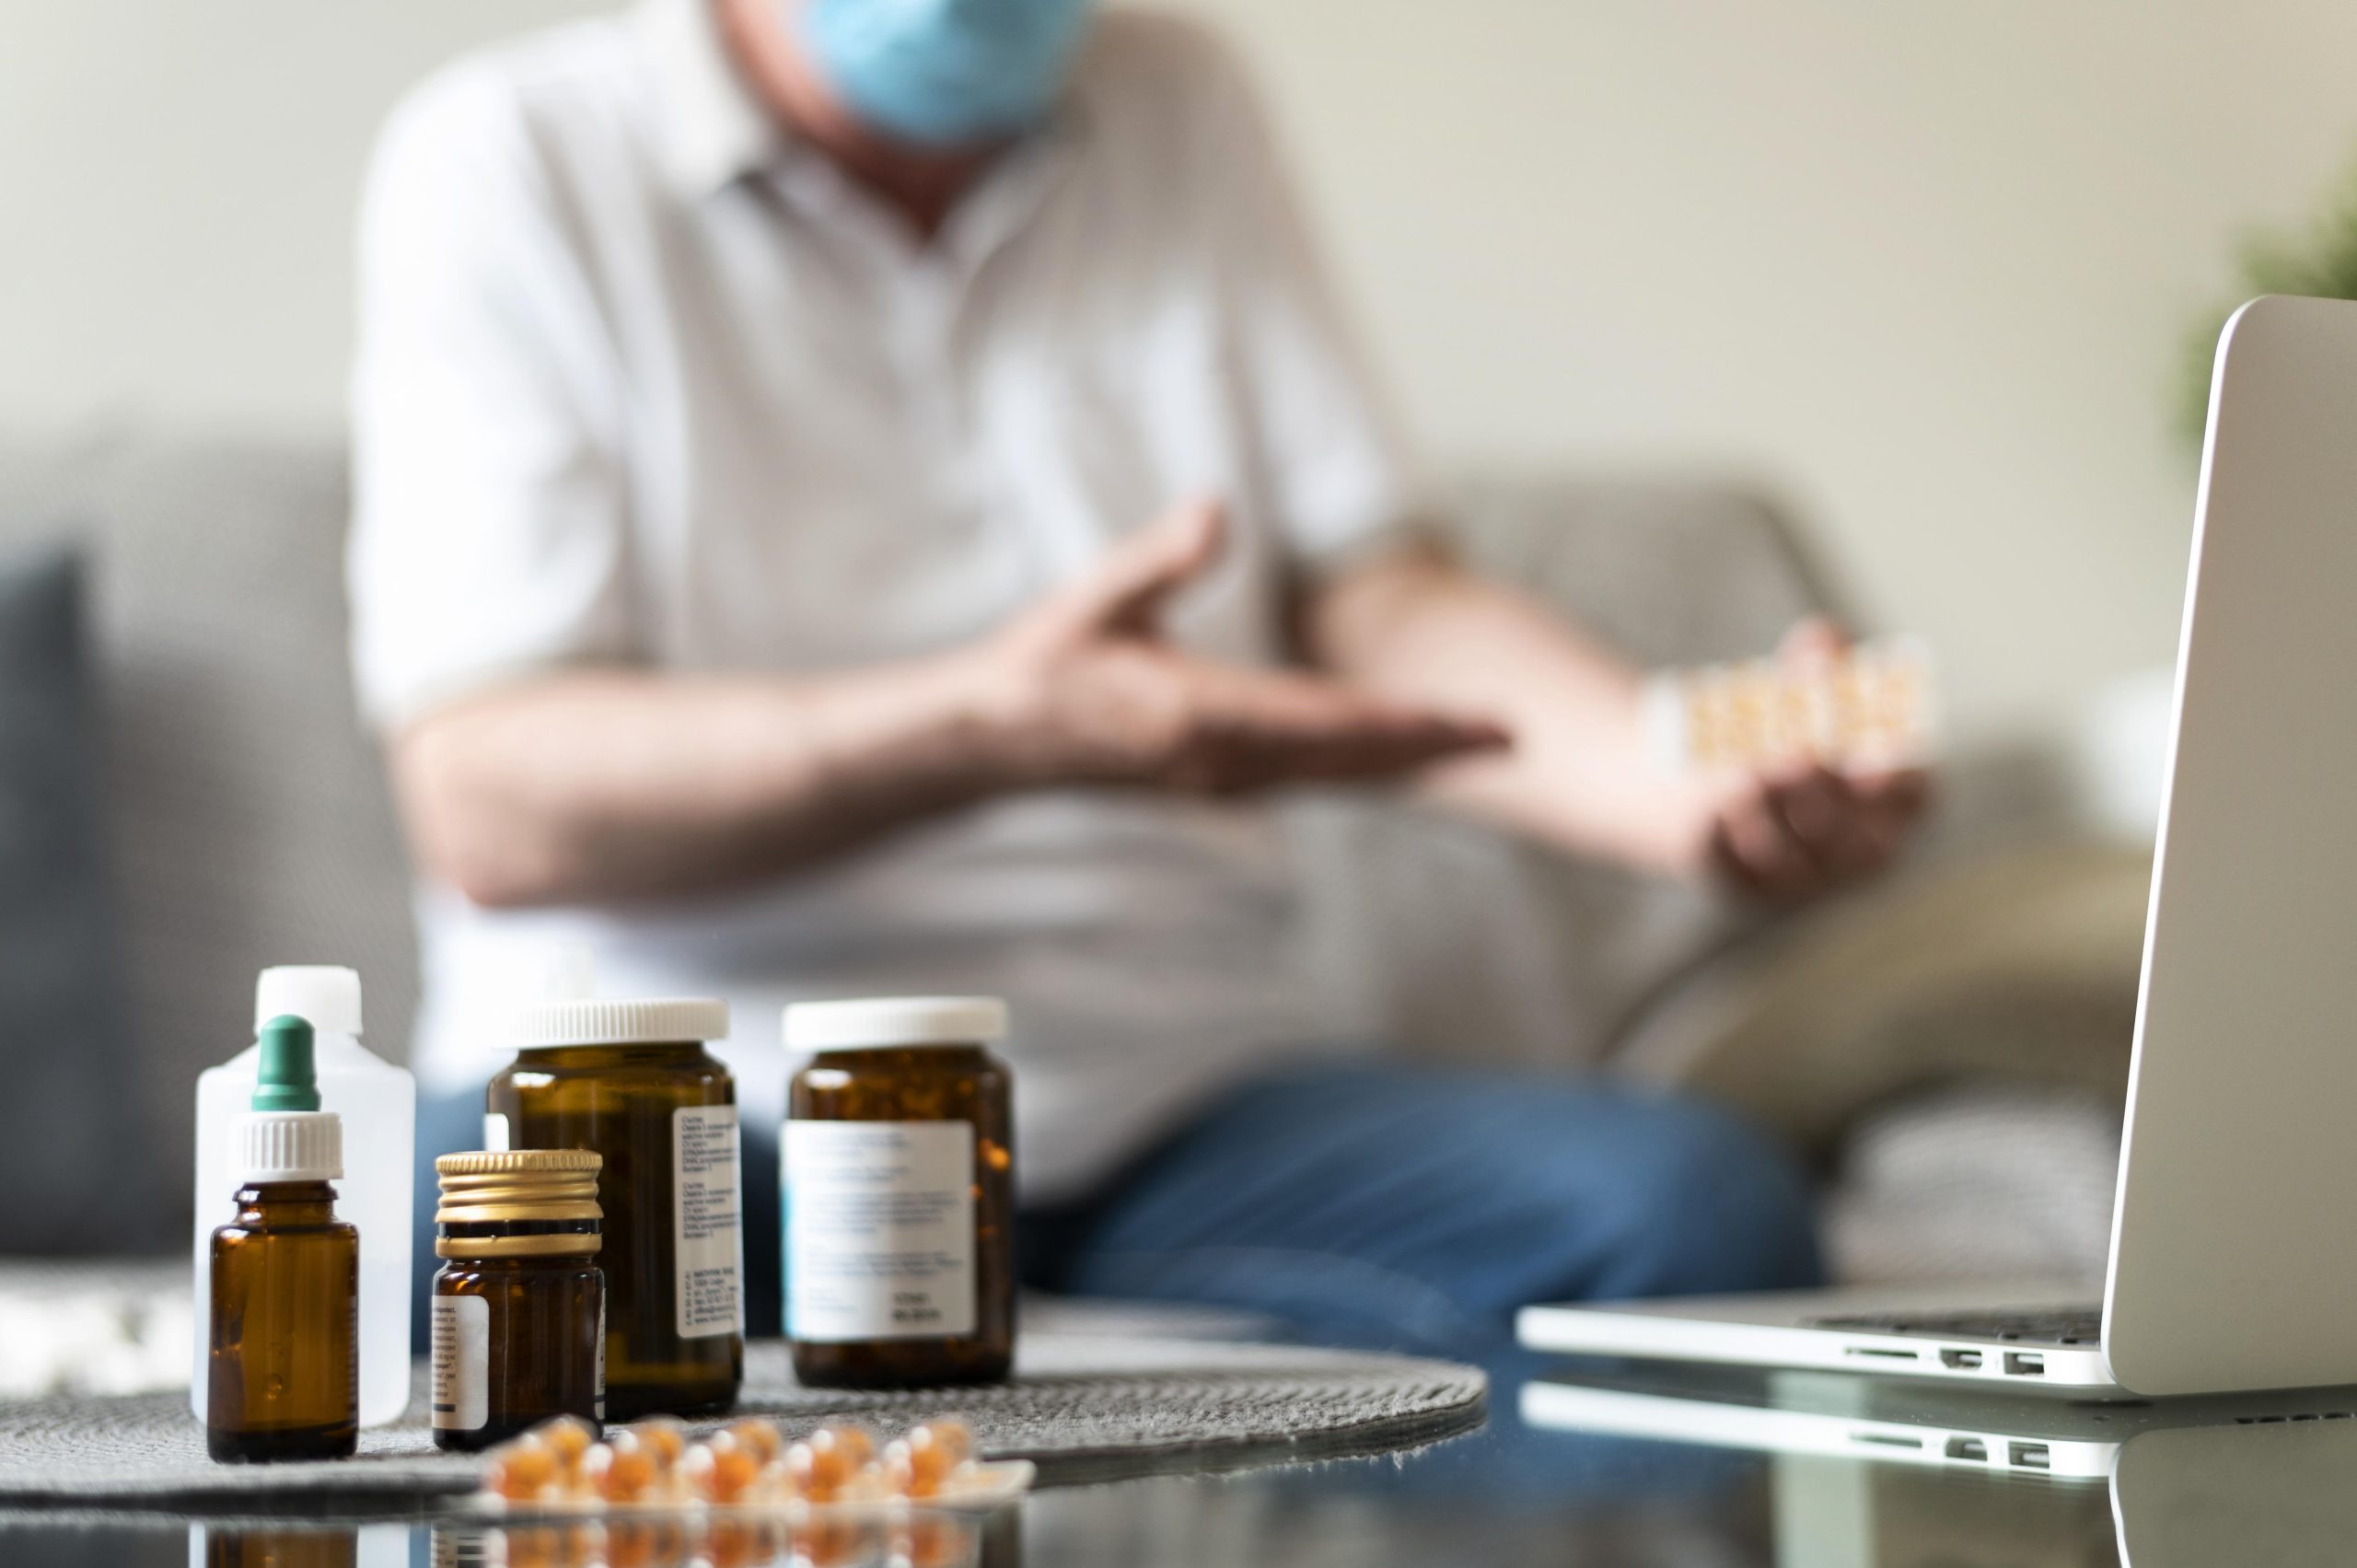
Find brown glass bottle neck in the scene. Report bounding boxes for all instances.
[435,1250,599,1272]
[232,1181,340,1225]
[436,1220,603,1261]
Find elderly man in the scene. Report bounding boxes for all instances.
[353,0,1924,1353]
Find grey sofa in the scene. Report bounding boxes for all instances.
[0,424,2141,1299]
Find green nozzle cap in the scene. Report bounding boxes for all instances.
[250,1014,320,1112]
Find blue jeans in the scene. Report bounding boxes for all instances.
[416,1061,1821,1360]
[1014,1063,1823,1357]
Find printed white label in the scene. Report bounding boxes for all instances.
[593,1293,607,1420]
[482,1113,509,1152]
[431,1295,489,1432]
[673,1105,743,1339]
[784,1121,975,1342]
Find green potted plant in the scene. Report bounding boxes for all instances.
[2179,162,2357,448]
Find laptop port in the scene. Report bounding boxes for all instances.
[1842,1345,1921,1361]
[2004,1352,2046,1376]
[1849,1432,1922,1450]
[1945,1437,1989,1462]
[1941,1349,1984,1370]
[2008,1441,2051,1469]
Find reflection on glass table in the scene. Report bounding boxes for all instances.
[1520,1357,2357,1482]
[24,1368,2357,1568]
[2112,1418,2357,1568]
[422,1508,1012,1568]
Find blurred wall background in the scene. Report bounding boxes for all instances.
[3,0,2354,741]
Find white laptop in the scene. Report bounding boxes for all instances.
[1519,294,2357,1399]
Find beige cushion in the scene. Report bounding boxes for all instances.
[1609,842,2150,1156]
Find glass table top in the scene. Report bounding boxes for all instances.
[9,1352,2349,1567]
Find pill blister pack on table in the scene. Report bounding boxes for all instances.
[1645,637,1938,776]
[471,1414,1031,1520]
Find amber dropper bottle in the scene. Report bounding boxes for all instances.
[207,1015,359,1462]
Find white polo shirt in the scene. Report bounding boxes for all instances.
[348,0,1422,1197]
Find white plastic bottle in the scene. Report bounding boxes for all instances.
[191,966,415,1425]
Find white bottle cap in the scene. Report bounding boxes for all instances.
[239,1110,343,1182]
[256,965,364,1037]
[508,997,730,1049]
[783,995,1008,1051]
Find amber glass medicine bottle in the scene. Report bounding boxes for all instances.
[431,1149,606,1449]
[784,996,1016,1388]
[485,997,741,1418]
[207,1016,358,1463]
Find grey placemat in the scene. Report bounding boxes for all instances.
[0,1334,1485,1505]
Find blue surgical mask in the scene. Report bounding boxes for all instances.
[797,0,1096,149]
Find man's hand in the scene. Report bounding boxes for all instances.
[979,500,1508,795]
[1697,621,1932,902]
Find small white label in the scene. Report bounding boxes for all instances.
[593,1293,607,1420]
[482,1113,509,1152]
[673,1105,743,1339]
[431,1295,489,1432]
[784,1121,976,1342]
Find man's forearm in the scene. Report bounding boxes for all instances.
[392,504,1518,912]
[392,655,1027,907]
[1301,546,1712,872]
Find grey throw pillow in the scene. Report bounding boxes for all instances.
[0,544,149,1252]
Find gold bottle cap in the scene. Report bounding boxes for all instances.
[435,1149,603,1259]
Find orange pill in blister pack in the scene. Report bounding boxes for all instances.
[583,1431,661,1505]
[722,1418,786,1468]
[785,1424,877,1503]
[884,1421,974,1500]
[630,1417,690,1472]
[681,1431,765,1505]
[485,1438,561,1504]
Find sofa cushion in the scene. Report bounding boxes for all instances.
[0,544,156,1251]
[1822,1083,2120,1287]
[0,430,418,1226]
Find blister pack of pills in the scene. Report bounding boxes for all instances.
[1644,637,1937,776]
[475,1414,1030,1519]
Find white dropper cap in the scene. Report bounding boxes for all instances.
[255,965,364,1037]
[240,1112,343,1182]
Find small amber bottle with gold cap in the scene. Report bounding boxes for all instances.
[431,1150,606,1451]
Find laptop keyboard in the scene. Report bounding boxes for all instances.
[1808,1306,2103,1346]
